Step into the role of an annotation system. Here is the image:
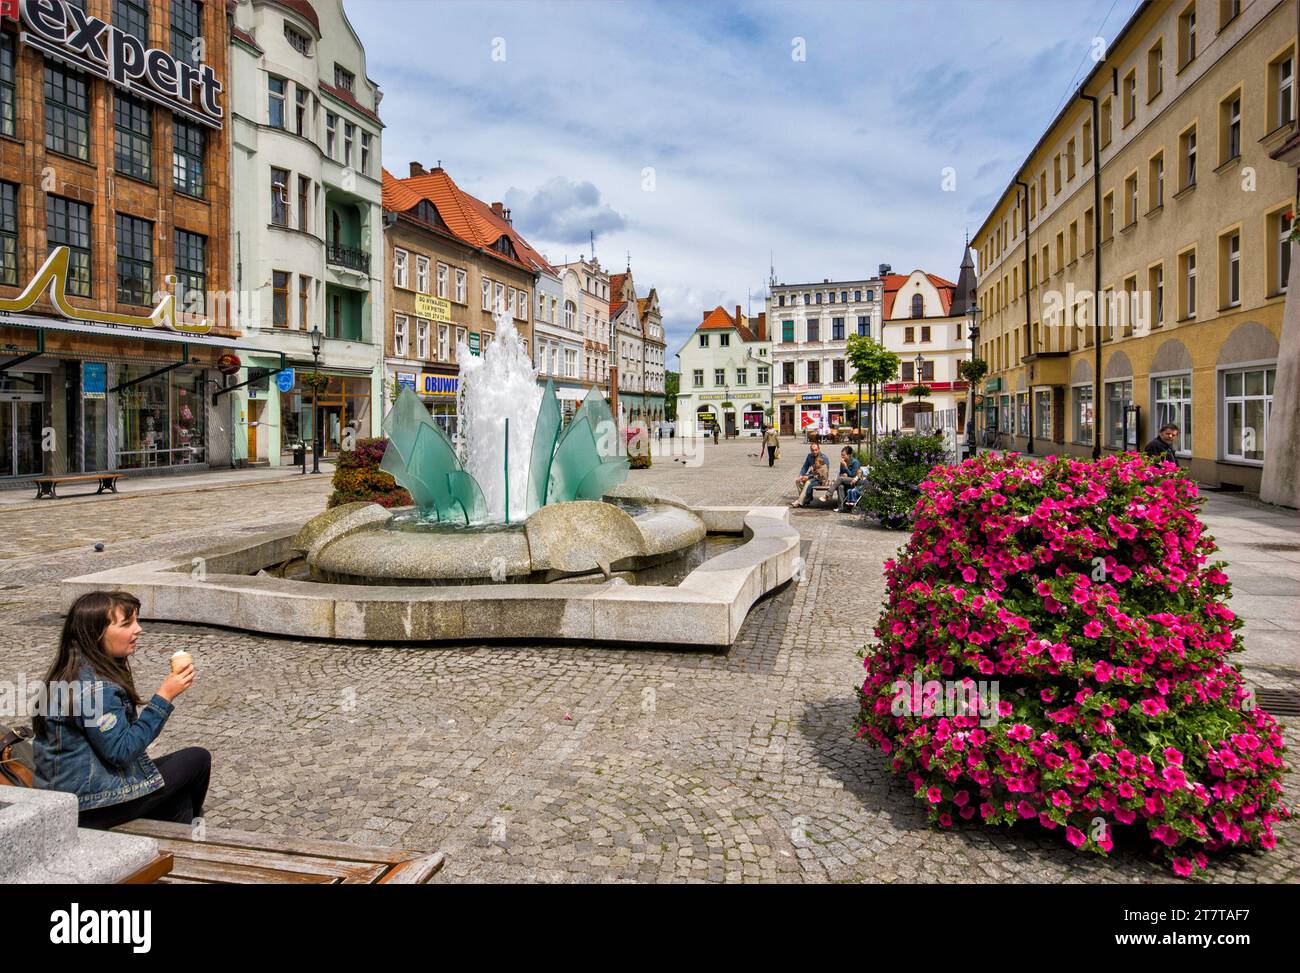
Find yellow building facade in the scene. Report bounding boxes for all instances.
[972,0,1296,489]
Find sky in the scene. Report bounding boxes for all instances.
[348,0,1143,367]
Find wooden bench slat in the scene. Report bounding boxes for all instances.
[168,858,341,885]
[113,819,420,865]
[34,474,123,483]
[117,853,173,884]
[143,836,390,882]
[377,853,447,884]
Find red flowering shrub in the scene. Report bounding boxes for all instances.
[327,437,412,509]
[855,452,1289,875]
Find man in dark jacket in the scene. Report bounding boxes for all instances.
[1144,423,1180,465]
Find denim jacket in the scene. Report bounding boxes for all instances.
[33,664,173,811]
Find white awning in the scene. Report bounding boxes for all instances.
[0,312,263,353]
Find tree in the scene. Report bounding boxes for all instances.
[664,371,680,421]
[847,334,900,459]
[957,357,988,387]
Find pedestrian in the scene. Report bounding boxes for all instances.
[31,591,211,830]
[1144,423,1180,466]
[657,422,663,441]
[835,445,864,511]
[763,423,780,468]
[712,421,720,445]
[791,441,822,506]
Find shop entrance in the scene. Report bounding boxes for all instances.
[779,404,794,437]
[0,385,47,477]
[724,410,736,438]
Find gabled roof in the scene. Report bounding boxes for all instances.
[951,243,977,317]
[697,306,759,342]
[882,271,956,319]
[381,167,555,276]
[610,301,627,319]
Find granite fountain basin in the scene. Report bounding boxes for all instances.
[60,487,800,647]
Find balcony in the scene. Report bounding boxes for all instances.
[327,243,370,274]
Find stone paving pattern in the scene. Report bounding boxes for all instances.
[0,438,1296,883]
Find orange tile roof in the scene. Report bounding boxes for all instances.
[380,167,555,276]
[608,273,627,303]
[610,301,627,319]
[697,305,759,342]
[882,272,956,319]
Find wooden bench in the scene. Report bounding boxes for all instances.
[33,472,124,500]
[112,819,446,884]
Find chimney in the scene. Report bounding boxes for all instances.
[756,312,766,341]
[409,161,426,177]
[735,304,742,330]
[491,201,505,218]
[503,207,512,224]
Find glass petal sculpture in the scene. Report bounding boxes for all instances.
[381,381,628,524]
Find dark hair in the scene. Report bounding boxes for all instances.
[1159,423,1179,433]
[841,446,853,456]
[33,591,142,738]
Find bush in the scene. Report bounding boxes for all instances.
[327,437,412,509]
[854,452,1289,875]
[857,433,948,528]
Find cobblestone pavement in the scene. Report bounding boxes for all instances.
[0,438,1295,883]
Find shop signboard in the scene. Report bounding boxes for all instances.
[420,373,458,397]
[396,372,417,392]
[276,368,295,393]
[82,362,106,399]
[468,332,480,356]
[415,295,453,323]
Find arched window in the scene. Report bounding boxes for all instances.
[564,300,576,328]
[911,294,924,318]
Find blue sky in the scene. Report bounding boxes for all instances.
[349,0,1142,366]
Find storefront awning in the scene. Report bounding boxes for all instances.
[0,311,266,354]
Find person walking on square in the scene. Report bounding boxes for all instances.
[763,424,780,468]
[32,590,211,831]
[1144,423,1180,466]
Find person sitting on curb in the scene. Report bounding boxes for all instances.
[836,445,864,511]
[1143,423,1180,466]
[792,442,822,505]
[32,590,211,831]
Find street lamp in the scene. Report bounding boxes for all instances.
[913,353,924,431]
[966,299,981,456]
[310,325,323,474]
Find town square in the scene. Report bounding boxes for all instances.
[0,0,1297,915]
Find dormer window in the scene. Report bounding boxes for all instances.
[491,235,518,259]
[334,64,355,93]
[285,24,311,56]
[910,294,924,318]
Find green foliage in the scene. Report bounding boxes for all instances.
[664,372,679,421]
[856,433,948,528]
[958,357,988,386]
[909,384,932,399]
[327,436,412,509]
[847,334,900,387]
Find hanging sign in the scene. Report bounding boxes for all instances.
[217,353,241,376]
[415,295,452,323]
[468,332,480,356]
[11,0,225,129]
[276,368,295,393]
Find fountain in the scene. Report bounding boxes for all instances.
[61,309,803,645]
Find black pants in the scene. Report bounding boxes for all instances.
[78,747,212,831]
[767,445,776,466]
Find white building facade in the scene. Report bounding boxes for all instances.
[227,0,384,466]
[768,275,883,437]
[676,306,771,438]
[880,268,969,433]
[556,256,611,391]
[534,266,586,417]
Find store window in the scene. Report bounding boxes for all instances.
[116,366,207,468]
[1153,374,1192,454]
[1105,379,1134,449]
[1017,392,1029,436]
[1073,385,1093,444]
[1222,367,1274,463]
[1035,389,1052,440]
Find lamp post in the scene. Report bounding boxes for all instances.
[310,325,323,474]
[966,299,981,457]
[913,353,924,431]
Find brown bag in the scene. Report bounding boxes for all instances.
[0,723,34,788]
[774,446,781,461]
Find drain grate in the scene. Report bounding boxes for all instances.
[1255,688,1300,717]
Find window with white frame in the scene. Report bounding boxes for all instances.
[1225,231,1241,307]
[416,319,430,358]
[518,290,527,321]
[393,248,409,288]
[495,282,505,313]
[436,261,448,298]
[507,287,516,315]
[415,255,429,294]
[455,268,467,303]
[1073,385,1093,444]
[1222,367,1274,462]
[565,349,577,378]
[481,277,491,310]
[1153,374,1192,454]
[438,324,449,361]
[394,314,409,357]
